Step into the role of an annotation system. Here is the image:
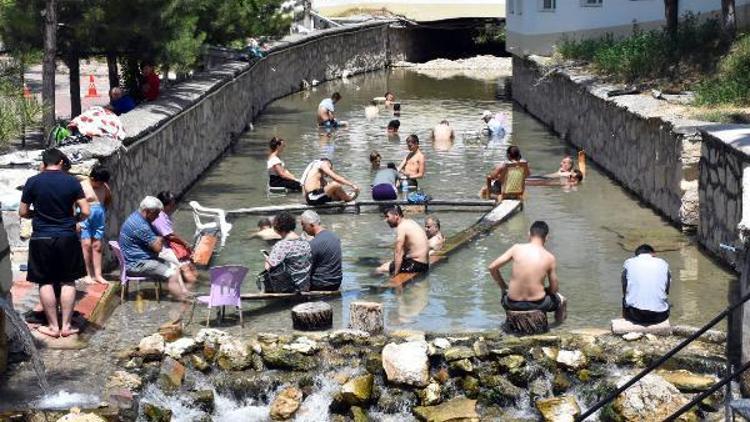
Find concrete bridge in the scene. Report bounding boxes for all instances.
[312,0,505,22]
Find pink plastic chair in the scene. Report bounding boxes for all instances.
[197,265,249,327]
[109,241,161,303]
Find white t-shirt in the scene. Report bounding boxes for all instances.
[267,155,283,176]
[319,98,335,112]
[623,254,671,312]
[487,117,505,136]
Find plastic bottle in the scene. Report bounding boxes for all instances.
[401,179,409,193]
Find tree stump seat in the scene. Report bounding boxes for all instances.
[291,301,333,331]
[503,310,549,335]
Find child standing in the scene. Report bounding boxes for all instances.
[79,166,111,284]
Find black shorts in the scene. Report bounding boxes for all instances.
[502,293,560,312]
[389,257,429,275]
[623,305,670,325]
[28,236,85,285]
[306,189,332,206]
[269,175,302,192]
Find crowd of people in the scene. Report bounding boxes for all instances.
[18,88,673,338]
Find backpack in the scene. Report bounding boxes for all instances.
[47,125,71,148]
[256,261,296,293]
[407,191,432,204]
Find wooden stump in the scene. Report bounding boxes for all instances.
[348,301,384,334]
[503,310,549,335]
[291,302,333,331]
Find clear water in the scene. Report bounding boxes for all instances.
[170,67,735,332]
[0,297,49,393]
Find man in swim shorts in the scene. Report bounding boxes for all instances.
[487,220,566,323]
[398,135,425,190]
[377,206,430,275]
[318,92,342,128]
[301,158,359,205]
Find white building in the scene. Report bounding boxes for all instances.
[506,0,750,56]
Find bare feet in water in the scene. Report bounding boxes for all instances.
[61,325,80,337]
[37,325,60,338]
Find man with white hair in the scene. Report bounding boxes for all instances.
[300,210,342,291]
[119,196,188,306]
[481,110,505,137]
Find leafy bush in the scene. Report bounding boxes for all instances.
[0,60,42,148]
[696,34,750,105]
[557,35,615,62]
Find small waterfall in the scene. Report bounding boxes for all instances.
[0,297,49,393]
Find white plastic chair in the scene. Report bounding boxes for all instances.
[189,201,233,249]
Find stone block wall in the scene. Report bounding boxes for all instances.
[512,57,702,230]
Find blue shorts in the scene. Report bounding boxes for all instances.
[80,203,106,240]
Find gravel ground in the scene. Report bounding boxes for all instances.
[394,55,512,80]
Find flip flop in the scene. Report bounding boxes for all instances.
[37,326,60,338]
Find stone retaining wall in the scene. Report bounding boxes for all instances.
[512,56,703,232]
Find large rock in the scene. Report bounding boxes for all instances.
[556,350,588,370]
[329,329,371,346]
[57,408,106,422]
[340,374,374,406]
[263,347,316,371]
[382,341,429,387]
[656,369,718,392]
[443,346,474,362]
[137,334,165,358]
[190,389,215,413]
[480,376,523,406]
[611,373,692,421]
[496,354,526,371]
[270,387,303,420]
[143,402,172,422]
[164,337,197,359]
[106,371,142,392]
[217,337,255,370]
[158,357,185,391]
[536,396,580,422]
[418,381,442,406]
[282,336,320,355]
[413,396,479,422]
[195,328,231,345]
[449,358,474,374]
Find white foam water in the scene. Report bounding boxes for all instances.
[35,390,100,410]
[139,385,206,422]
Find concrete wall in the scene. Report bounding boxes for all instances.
[512,56,701,229]
[506,0,750,56]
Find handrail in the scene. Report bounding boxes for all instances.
[576,288,750,421]
[664,359,750,421]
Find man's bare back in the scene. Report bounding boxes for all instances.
[502,242,557,301]
[79,177,111,205]
[398,218,429,264]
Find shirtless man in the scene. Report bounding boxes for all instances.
[302,158,359,205]
[78,165,112,284]
[487,221,566,322]
[480,145,530,199]
[546,155,575,178]
[317,92,343,128]
[425,215,444,255]
[432,120,455,151]
[384,91,396,107]
[377,206,430,275]
[387,120,401,142]
[365,100,379,120]
[398,135,425,189]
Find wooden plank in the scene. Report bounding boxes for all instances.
[227,199,496,216]
[193,233,217,267]
[240,290,342,301]
[383,199,522,288]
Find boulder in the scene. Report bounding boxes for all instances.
[480,376,523,406]
[612,373,692,421]
[556,350,588,371]
[536,396,581,422]
[413,396,479,422]
[340,374,374,406]
[382,341,429,387]
[217,337,254,370]
[656,369,718,393]
[622,332,644,341]
[350,406,369,422]
[432,338,451,349]
[449,359,474,374]
[444,346,474,362]
[496,354,526,371]
[158,357,185,391]
[472,340,489,359]
[529,377,552,401]
[329,329,371,346]
[56,408,106,422]
[611,318,672,336]
[137,334,165,358]
[364,352,383,375]
[195,328,231,345]
[164,337,197,359]
[390,329,426,342]
[190,389,215,413]
[282,336,320,355]
[418,381,442,406]
[189,354,209,372]
[143,402,172,422]
[263,347,316,371]
[461,376,480,399]
[106,371,142,392]
[270,387,303,420]
[552,371,573,395]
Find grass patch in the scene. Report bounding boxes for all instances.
[690,106,750,123]
[696,34,750,105]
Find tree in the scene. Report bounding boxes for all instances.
[664,0,679,34]
[722,0,737,41]
[41,0,56,132]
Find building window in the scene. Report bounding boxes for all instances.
[539,0,556,11]
[581,0,603,6]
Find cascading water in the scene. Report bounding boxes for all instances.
[0,297,49,393]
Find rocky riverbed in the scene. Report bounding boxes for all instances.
[393,55,512,80]
[6,326,731,421]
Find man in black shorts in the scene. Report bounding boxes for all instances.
[20,148,90,338]
[301,158,359,206]
[376,206,430,276]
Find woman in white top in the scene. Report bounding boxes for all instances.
[268,137,302,191]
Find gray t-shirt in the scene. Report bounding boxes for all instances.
[372,168,399,187]
[309,230,342,289]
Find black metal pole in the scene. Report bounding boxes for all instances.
[577,289,750,421]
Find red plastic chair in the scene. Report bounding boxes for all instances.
[196,265,249,327]
[108,241,160,303]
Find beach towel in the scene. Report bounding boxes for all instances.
[69,106,126,141]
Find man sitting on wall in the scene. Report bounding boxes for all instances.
[621,244,671,325]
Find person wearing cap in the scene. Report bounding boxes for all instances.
[119,196,189,310]
[19,148,90,338]
[481,110,506,137]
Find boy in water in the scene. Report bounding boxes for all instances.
[79,165,112,284]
